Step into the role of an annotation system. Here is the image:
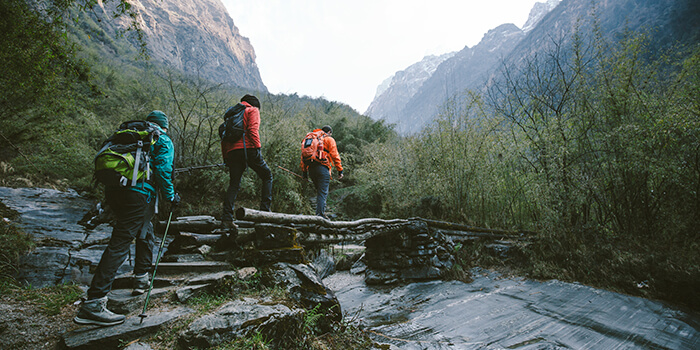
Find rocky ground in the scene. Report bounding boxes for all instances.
[0,293,80,350]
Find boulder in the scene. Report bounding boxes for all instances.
[178,298,303,349]
[311,249,336,279]
[263,263,342,325]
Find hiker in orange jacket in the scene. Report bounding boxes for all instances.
[221,94,273,227]
[300,125,343,218]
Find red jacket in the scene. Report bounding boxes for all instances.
[221,101,262,158]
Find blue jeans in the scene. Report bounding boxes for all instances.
[88,189,155,299]
[222,148,273,221]
[309,163,330,217]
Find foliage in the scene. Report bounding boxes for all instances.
[2,0,698,312]
[215,331,271,350]
[355,25,699,308]
[0,202,34,283]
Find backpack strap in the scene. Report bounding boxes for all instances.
[131,140,143,186]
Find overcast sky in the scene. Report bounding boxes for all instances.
[220,0,542,113]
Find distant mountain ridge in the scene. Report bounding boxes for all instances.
[365,0,559,134]
[366,0,699,135]
[365,52,455,127]
[87,0,266,92]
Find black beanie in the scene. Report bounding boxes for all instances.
[240,94,261,109]
[321,125,332,134]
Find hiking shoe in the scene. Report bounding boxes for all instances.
[132,273,150,296]
[73,297,125,326]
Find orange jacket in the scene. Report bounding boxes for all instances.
[300,129,343,174]
[221,101,261,158]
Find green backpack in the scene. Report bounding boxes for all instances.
[94,120,160,187]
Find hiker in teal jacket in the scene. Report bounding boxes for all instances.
[75,110,180,327]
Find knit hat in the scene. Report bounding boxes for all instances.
[240,94,261,109]
[321,125,333,134]
[146,110,168,129]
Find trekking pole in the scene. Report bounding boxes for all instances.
[138,209,174,325]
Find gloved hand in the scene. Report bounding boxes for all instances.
[338,170,344,180]
[302,172,308,180]
[170,193,181,208]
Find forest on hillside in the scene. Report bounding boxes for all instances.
[1,0,698,310]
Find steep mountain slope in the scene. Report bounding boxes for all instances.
[364,52,455,128]
[85,0,266,92]
[397,24,525,134]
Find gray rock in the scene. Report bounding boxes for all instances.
[350,255,367,275]
[160,253,206,263]
[107,287,172,315]
[400,266,442,280]
[365,270,399,285]
[312,249,336,279]
[176,284,209,303]
[123,342,153,350]
[264,263,341,323]
[155,261,232,275]
[179,298,303,349]
[186,270,239,285]
[62,307,193,349]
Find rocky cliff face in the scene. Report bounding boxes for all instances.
[95,0,266,92]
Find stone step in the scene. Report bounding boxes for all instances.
[154,261,233,275]
[160,253,206,263]
[113,274,184,290]
[62,307,193,349]
[108,287,174,315]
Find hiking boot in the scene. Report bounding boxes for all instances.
[132,273,150,296]
[73,297,125,326]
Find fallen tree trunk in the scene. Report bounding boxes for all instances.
[236,208,408,228]
[417,218,534,236]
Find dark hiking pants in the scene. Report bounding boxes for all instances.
[222,148,273,221]
[87,189,155,300]
[309,163,330,217]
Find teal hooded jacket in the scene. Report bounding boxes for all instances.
[129,123,175,201]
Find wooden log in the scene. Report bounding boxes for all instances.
[416,217,534,236]
[235,208,408,228]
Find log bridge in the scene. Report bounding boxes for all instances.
[160,208,533,284]
[234,208,532,245]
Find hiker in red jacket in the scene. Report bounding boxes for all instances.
[221,94,273,227]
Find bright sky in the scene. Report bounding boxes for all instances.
[220,0,542,113]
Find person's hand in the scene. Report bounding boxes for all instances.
[170,193,181,208]
[338,170,344,180]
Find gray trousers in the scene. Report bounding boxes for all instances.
[309,163,330,217]
[87,189,155,300]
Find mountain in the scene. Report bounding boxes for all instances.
[366,1,559,134]
[366,0,699,135]
[365,52,455,128]
[85,0,266,92]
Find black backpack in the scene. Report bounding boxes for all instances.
[218,103,247,142]
[94,120,160,187]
